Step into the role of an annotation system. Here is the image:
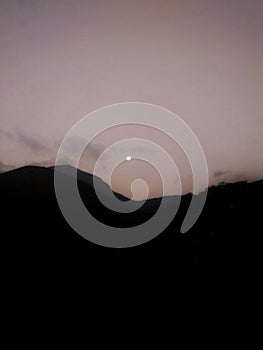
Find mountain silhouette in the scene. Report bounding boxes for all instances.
[1,165,262,281]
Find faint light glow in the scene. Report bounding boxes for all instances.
[126,156,132,161]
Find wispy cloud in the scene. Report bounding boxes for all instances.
[214,170,231,178]
[25,159,54,167]
[15,131,49,153]
[0,129,49,153]
[0,161,13,173]
[85,143,105,159]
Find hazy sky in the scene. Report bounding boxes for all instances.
[0,0,262,198]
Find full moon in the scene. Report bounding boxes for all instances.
[126,156,132,161]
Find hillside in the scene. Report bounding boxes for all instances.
[0,166,262,280]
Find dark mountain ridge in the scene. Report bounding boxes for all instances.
[1,165,262,279]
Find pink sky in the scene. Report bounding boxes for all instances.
[0,0,262,198]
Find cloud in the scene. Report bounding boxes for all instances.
[15,131,49,153]
[85,142,157,160]
[25,159,54,167]
[85,143,105,159]
[0,161,7,172]
[0,129,49,153]
[0,161,13,173]
[0,130,13,139]
[214,170,231,178]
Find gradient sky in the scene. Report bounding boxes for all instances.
[0,0,262,199]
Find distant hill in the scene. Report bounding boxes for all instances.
[1,165,262,281]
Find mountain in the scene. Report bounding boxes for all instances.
[1,165,262,282]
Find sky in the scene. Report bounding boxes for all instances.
[0,0,262,199]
